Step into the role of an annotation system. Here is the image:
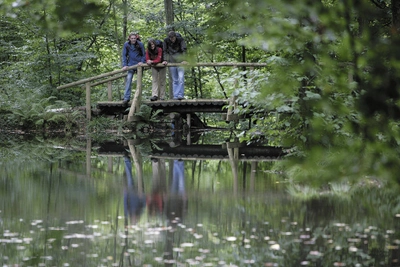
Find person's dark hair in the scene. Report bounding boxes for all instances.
[168,31,177,38]
[147,39,158,58]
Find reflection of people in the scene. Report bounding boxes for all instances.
[171,160,185,194]
[121,32,146,105]
[164,159,188,265]
[170,114,182,147]
[123,156,146,225]
[146,39,167,101]
[166,159,187,225]
[146,158,166,217]
[162,31,187,100]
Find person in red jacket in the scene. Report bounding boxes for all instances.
[146,39,167,101]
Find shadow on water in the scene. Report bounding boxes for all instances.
[1,131,400,266]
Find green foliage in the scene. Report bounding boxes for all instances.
[5,96,84,133]
[0,0,106,34]
[2,0,400,187]
[87,115,123,134]
[208,0,400,186]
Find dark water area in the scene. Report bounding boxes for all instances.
[1,134,400,267]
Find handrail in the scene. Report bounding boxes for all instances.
[89,73,126,88]
[56,62,268,90]
[192,62,268,67]
[57,65,139,90]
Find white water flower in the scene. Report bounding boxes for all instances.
[270,244,280,250]
[226,236,237,242]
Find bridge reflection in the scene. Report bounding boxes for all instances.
[86,136,285,194]
[97,139,284,161]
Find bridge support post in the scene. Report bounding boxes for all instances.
[86,137,92,178]
[250,162,257,192]
[107,81,112,101]
[226,94,239,123]
[128,66,143,122]
[186,113,191,145]
[85,82,91,120]
[128,140,144,196]
[227,141,239,195]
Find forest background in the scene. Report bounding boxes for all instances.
[1,0,400,188]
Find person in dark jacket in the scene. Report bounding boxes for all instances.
[121,32,146,105]
[163,159,188,263]
[123,155,146,225]
[162,31,187,100]
[146,39,167,101]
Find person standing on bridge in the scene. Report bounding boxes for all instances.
[162,31,187,100]
[146,39,167,101]
[121,32,146,105]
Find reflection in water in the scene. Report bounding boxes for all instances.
[170,160,186,196]
[123,155,146,225]
[147,158,166,218]
[144,157,189,265]
[1,137,400,266]
[164,160,188,265]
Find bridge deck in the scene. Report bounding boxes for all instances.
[96,99,229,115]
[97,141,284,161]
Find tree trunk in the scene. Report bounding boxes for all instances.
[164,0,174,29]
[392,0,400,34]
[122,0,128,43]
[164,0,174,98]
[112,2,122,67]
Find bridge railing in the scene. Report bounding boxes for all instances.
[56,62,268,121]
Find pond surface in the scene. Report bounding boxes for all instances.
[1,134,400,267]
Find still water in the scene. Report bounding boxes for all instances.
[1,135,400,267]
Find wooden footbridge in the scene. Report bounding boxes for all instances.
[57,62,268,128]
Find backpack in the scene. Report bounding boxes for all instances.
[154,39,164,61]
[155,39,163,49]
[135,33,141,42]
